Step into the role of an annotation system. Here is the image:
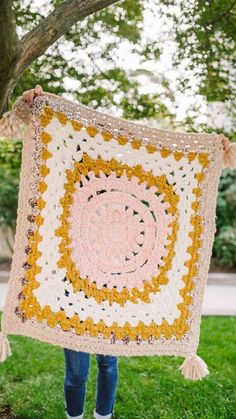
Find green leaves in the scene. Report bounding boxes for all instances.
[162,0,236,104]
[0,140,22,234]
[213,168,236,266]
[11,0,171,121]
[9,0,236,132]
[214,226,236,267]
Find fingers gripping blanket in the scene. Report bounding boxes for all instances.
[0,92,235,379]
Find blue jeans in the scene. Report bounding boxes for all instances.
[63,348,119,418]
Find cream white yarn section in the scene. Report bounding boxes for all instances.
[34,117,200,327]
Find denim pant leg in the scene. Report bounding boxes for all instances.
[95,354,119,417]
[63,348,90,417]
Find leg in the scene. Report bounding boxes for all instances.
[94,354,119,418]
[63,348,90,418]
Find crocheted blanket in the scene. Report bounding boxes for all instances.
[0,93,225,378]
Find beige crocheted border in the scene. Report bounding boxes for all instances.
[1,93,224,358]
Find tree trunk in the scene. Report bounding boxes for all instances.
[0,0,19,115]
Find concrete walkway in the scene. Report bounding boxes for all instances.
[0,276,235,315]
[202,284,236,315]
[0,283,8,311]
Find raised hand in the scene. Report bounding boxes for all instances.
[22,84,44,105]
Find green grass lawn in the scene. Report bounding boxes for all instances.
[0,314,235,419]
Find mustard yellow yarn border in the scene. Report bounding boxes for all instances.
[55,154,179,306]
[18,106,209,342]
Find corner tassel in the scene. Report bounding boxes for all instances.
[221,135,236,169]
[179,354,209,380]
[0,110,22,139]
[0,332,12,362]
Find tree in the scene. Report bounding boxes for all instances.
[1,0,173,123]
[1,1,235,128]
[0,0,120,116]
[159,0,236,134]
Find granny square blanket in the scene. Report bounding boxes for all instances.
[0,92,226,378]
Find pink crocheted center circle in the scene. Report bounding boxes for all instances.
[68,171,173,292]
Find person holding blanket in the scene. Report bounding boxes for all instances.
[22,85,119,419]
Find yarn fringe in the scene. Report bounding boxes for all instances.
[179,354,209,380]
[221,135,236,169]
[223,142,236,169]
[0,332,12,362]
[0,110,22,139]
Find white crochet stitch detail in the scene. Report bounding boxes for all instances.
[32,116,200,327]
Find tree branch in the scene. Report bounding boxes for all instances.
[15,0,120,79]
